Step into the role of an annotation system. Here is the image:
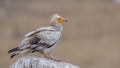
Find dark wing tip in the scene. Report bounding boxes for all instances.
[10,54,17,59]
[30,36,41,45]
[8,47,19,53]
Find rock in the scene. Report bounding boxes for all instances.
[10,56,80,68]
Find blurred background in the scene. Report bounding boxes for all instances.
[0,0,120,68]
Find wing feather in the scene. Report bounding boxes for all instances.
[10,26,59,56]
[25,30,40,38]
[25,27,55,38]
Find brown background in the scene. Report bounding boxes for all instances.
[0,0,120,68]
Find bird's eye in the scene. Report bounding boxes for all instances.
[58,18,61,20]
[57,17,64,23]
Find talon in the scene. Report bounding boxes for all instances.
[49,58,61,62]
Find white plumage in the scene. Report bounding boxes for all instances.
[8,14,67,61]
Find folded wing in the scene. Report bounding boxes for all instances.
[8,27,59,58]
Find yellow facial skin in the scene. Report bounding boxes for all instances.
[57,17,65,23]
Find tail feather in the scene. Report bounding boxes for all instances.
[8,47,19,59]
[8,47,19,53]
[8,47,30,58]
[10,54,17,59]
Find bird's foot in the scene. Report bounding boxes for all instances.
[44,53,61,62]
[49,57,61,62]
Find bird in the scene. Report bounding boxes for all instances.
[8,14,67,61]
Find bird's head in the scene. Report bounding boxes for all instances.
[51,14,67,24]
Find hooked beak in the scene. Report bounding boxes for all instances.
[64,19,68,22]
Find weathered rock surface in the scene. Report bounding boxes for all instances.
[11,56,80,68]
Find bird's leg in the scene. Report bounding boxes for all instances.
[38,51,43,57]
[48,53,61,62]
[49,53,54,59]
[44,54,47,58]
[43,53,50,59]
